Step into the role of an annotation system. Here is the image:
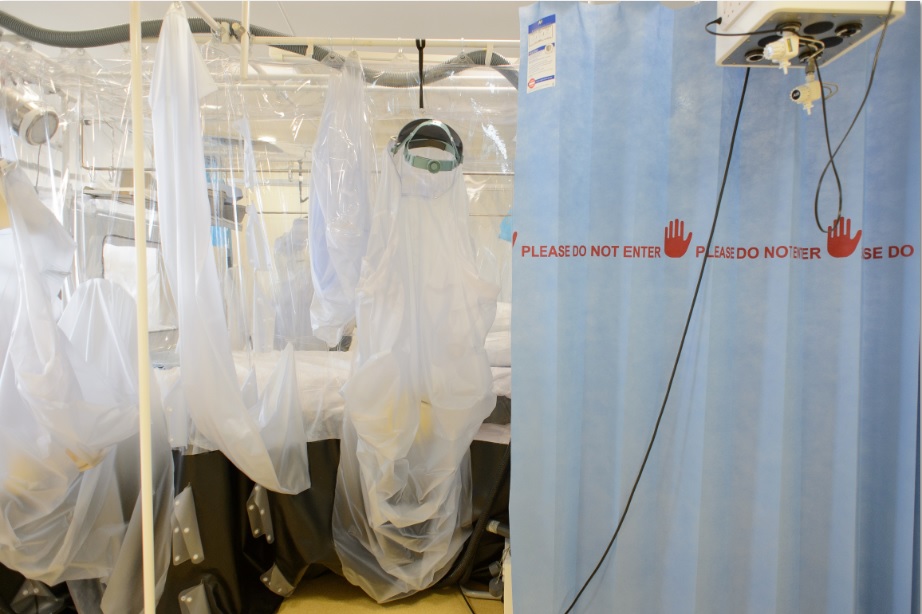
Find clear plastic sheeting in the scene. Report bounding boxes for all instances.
[465,177,513,303]
[150,3,309,494]
[239,118,278,354]
[154,348,352,446]
[102,242,177,333]
[273,219,325,351]
[0,164,173,613]
[67,579,106,614]
[333,136,499,602]
[308,53,376,347]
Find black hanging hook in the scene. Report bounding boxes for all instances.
[297,160,309,204]
[415,38,426,109]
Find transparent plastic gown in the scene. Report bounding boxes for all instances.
[151,4,309,494]
[333,140,498,602]
[0,166,173,613]
[274,218,324,351]
[309,54,375,346]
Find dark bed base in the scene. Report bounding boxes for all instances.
[159,439,510,614]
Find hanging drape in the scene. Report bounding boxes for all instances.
[151,3,309,494]
[0,164,173,613]
[309,54,376,347]
[511,3,919,613]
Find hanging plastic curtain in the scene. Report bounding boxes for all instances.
[512,3,919,613]
[273,217,322,350]
[309,53,376,346]
[0,158,173,612]
[239,119,279,354]
[333,122,499,602]
[150,3,309,494]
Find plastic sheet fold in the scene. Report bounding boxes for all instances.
[150,3,309,495]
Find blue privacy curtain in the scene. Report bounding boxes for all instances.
[512,3,919,613]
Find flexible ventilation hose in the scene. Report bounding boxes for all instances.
[0,11,179,48]
[0,11,519,89]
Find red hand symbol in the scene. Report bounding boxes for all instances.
[826,217,862,258]
[664,219,692,258]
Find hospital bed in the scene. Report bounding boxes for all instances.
[150,305,511,613]
[152,301,512,446]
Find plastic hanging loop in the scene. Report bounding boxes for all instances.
[398,119,462,174]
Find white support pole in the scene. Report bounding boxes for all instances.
[129,3,156,613]
[241,0,250,82]
[249,35,519,49]
[187,0,221,33]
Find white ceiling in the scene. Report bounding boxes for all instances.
[0,1,528,44]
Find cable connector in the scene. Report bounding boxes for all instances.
[791,60,822,115]
[764,31,799,74]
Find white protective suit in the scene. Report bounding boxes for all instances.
[333,129,499,603]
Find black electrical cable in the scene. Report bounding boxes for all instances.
[814,62,844,233]
[435,444,510,590]
[811,0,894,233]
[460,587,477,614]
[704,17,781,37]
[561,67,752,614]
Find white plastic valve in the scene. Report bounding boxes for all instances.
[763,31,799,74]
[790,77,822,115]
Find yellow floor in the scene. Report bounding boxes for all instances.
[279,573,504,614]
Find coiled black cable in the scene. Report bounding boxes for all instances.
[812,1,894,233]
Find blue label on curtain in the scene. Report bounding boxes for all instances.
[210,225,229,248]
[499,213,513,242]
[527,14,556,92]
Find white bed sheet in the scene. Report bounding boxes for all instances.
[155,301,512,445]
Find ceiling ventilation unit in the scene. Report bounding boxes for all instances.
[715,1,905,69]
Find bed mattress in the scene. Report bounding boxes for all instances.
[153,302,511,445]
